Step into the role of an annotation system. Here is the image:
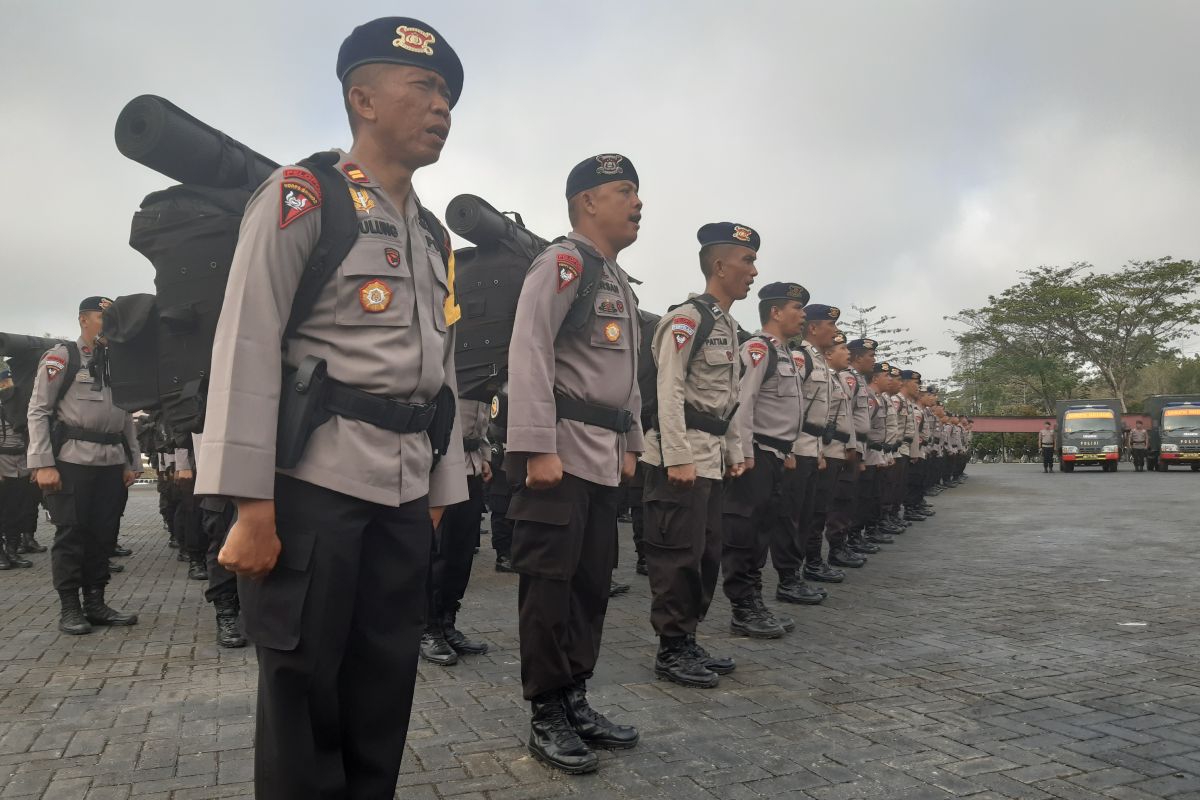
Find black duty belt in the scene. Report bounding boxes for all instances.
[801,422,825,439]
[555,393,634,433]
[902,436,914,444]
[753,433,793,453]
[462,437,484,452]
[0,444,25,455]
[867,442,885,451]
[684,405,731,436]
[830,430,850,443]
[325,380,437,434]
[60,426,125,445]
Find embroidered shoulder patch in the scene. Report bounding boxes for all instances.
[42,353,66,381]
[279,169,322,229]
[670,316,697,350]
[747,340,769,367]
[556,253,582,293]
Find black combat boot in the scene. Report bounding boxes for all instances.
[864,525,894,544]
[20,532,47,554]
[213,597,247,648]
[635,553,648,576]
[829,548,866,568]
[5,538,31,568]
[0,545,12,570]
[730,596,785,639]
[443,610,488,656]
[187,561,208,581]
[655,636,720,688]
[58,589,92,635]
[803,561,846,583]
[494,553,515,573]
[755,592,797,633]
[775,569,824,606]
[847,531,880,555]
[419,621,458,666]
[686,633,735,675]
[527,692,598,774]
[167,535,179,549]
[82,586,138,626]
[562,682,639,749]
[609,579,630,596]
[112,542,132,557]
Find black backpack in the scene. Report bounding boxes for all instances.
[104,151,449,436]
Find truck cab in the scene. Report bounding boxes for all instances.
[1056,401,1122,472]
[1146,396,1200,471]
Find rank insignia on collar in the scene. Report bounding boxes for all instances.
[349,186,375,214]
[604,321,622,342]
[556,253,582,292]
[343,163,369,184]
[747,340,769,366]
[670,316,697,350]
[359,279,393,313]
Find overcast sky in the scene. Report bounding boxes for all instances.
[3,0,1199,379]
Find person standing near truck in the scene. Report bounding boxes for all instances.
[1039,421,1055,473]
[1129,420,1149,471]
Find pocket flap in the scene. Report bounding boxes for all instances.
[507,492,572,526]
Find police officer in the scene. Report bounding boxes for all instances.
[641,222,754,688]
[814,332,864,568]
[859,361,894,544]
[197,18,468,799]
[795,304,846,584]
[897,370,929,522]
[1129,420,1149,471]
[1039,421,1056,473]
[421,397,491,665]
[722,282,809,636]
[505,153,644,774]
[487,390,515,572]
[839,339,879,555]
[27,297,142,633]
[0,365,37,570]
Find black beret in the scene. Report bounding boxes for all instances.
[566,154,638,199]
[804,304,841,322]
[926,385,940,394]
[889,365,902,377]
[79,296,112,312]
[698,222,760,252]
[830,332,848,346]
[337,18,464,109]
[899,369,921,381]
[872,361,890,374]
[848,338,877,352]
[757,282,809,305]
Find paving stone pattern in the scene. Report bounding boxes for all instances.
[1,464,1198,798]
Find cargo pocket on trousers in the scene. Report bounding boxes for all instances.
[508,489,578,580]
[643,478,694,550]
[238,526,317,652]
[43,491,77,527]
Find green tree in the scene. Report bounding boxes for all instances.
[844,304,927,365]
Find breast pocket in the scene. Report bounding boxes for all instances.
[335,242,415,327]
[775,363,799,397]
[590,293,630,350]
[69,376,103,402]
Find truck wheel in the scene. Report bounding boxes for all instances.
[1191,464,1199,472]
[1061,462,1074,473]
[1158,461,1169,472]
[1110,462,1118,472]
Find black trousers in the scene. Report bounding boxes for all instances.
[827,457,860,547]
[1042,448,1054,471]
[158,473,180,535]
[488,464,513,558]
[244,475,431,800]
[509,470,617,700]
[722,447,785,602]
[904,457,925,507]
[785,455,821,571]
[629,460,647,558]
[176,482,208,563]
[0,477,40,547]
[1132,449,1147,470]
[44,462,124,592]
[202,500,237,604]
[805,457,844,563]
[428,474,484,621]
[643,468,722,638]
[858,465,881,527]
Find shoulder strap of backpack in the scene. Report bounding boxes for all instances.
[665,295,721,374]
[57,342,81,401]
[416,205,450,265]
[555,237,606,332]
[283,152,359,341]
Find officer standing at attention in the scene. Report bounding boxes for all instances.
[1129,420,1149,471]
[198,18,468,800]
[421,397,491,665]
[486,390,516,573]
[1039,421,1056,473]
[812,332,863,570]
[0,366,37,570]
[26,297,142,633]
[641,222,754,689]
[505,153,644,774]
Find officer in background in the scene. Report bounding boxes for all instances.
[898,370,928,522]
[641,222,754,688]
[812,332,863,569]
[0,366,36,570]
[722,282,808,638]
[835,338,877,557]
[198,18,468,799]
[27,296,142,634]
[1129,420,1149,471]
[859,362,894,545]
[487,391,515,572]
[505,153,644,774]
[421,397,491,665]
[1039,421,1055,473]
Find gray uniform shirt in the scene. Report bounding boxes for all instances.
[794,341,832,458]
[195,151,467,508]
[1130,429,1149,449]
[506,233,644,487]
[882,391,900,455]
[0,407,27,478]
[734,331,802,461]
[864,385,887,467]
[824,370,857,459]
[841,368,870,455]
[26,338,139,469]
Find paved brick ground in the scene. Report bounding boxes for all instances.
[1,464,1198,799]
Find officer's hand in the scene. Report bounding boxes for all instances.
[621,452,638,482]
[219,499,281,580]
[175,468,194,485]
[818,456,827,471]
[430,506,445,530]
[667,463,697,488]
[123,470,139,488]
[784,455,797,470]
[858,461,866,473]
[724,461,746,479]
[34,467,62,493]
[743,457,755,473]
[525,453,563,490]
[481,460,493,484]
